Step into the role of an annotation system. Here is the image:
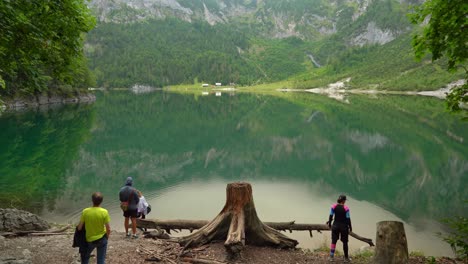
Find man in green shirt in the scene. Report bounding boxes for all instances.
[78,192,111,264]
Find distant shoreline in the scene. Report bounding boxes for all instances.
[1,92,96,111]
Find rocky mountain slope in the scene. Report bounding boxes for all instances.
[85,0,458,89]
[87,0,421,44]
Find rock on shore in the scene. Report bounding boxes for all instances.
[0,209,50,232]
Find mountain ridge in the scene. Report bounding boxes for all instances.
[85,0,462,89]
[88,0,418,44]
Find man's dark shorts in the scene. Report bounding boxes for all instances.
[331,224,349,243]
[123,209,138,218]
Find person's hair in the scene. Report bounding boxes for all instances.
[337,194,347,203]
[92,192,103,206]
[137,190,142,198]
[337,198,347,203]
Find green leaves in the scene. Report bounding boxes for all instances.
[0,0,96,94]
[409,0,467,114]
[438,215,468,260]
[446,82,468,116]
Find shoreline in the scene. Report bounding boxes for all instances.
[0,229,463,264]
[1,92,96,111]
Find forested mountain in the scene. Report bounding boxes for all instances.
[85,0,461,89]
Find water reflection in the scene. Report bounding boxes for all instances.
[1,91,467,256]
[139,180,453,257]
[0,104,95,213]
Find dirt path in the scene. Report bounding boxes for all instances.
[0,231,463,264]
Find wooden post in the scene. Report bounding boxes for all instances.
[374,221,408,264]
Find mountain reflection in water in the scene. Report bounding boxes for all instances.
[0,91,466,256]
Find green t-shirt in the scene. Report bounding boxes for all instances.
[80,207,110,242]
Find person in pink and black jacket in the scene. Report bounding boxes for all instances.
[326,194,352,262]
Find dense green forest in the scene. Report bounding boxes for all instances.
[0,0,95,97]
[86,19,461,90]
[0,0,464,96]
[86,19,262,87]
[85,0,463,90]
[85,19,325,87]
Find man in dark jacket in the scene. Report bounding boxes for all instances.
[119,177,139,238]
[326,194,352,262]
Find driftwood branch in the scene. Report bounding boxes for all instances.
[137,219,374,247]
[0,225,72,238]
[350,231,374,247]
[180,257,227,264]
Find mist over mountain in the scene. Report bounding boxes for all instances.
[85,0,458,89]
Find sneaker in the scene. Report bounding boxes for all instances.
[344,257,352,263]
[328,256,334,262]
[126,232,131,238]
[132,234,139,239]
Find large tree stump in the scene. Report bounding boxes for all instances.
[178,182,298,254]
[374,221,408,264]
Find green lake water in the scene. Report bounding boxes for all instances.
[0,90,467,256]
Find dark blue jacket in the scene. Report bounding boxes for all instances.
[119,185,139,211]
[72,225,87,253]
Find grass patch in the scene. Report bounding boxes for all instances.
[352,249,374,262]
[410,251,425,257]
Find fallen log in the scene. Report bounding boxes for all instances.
[0,224,72,237]
[137,219,374,246]
[180,257,227,264]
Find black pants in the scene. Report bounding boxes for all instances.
[331,224,349,258]
[331,224,349,243]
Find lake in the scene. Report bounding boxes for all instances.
[0,90,467,257]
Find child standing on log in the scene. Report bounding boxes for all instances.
[137,190,151,232]
[137,190,149,220]
[326,194,352,262]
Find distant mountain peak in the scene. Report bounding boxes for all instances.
[87,0,416,43]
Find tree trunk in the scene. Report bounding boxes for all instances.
[178,182,298,254]
[374,221,408,264]
[137,219,374,246]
